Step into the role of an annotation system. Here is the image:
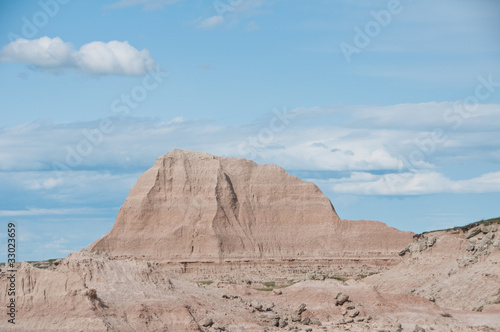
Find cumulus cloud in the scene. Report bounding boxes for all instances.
[1,102,500,194]
[2,103,500,174]
[197,16,225,29]
[0,36,157,76]
[0,36,73,68]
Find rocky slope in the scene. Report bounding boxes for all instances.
[1,249,498,331]
[364,219,500,313]
[89,150,413,262]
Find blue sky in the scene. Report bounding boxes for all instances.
[1,0,499,261]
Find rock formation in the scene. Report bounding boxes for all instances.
[2,150,498,331]
[2,249,499,331]
[365,220,500,313]
[89,149,413,262]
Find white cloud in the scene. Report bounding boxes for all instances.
[27,177,63,190]
[74,40,156,76]
[1,102,500,195]
[0,37,157,76]
[1,103,500,174]
[197,0,268,29]
[0,207,116,217]
[329,171,500,195]
[197,16,225,29]
[0,36,73,68]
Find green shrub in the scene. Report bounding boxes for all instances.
[331,276,348,282]
[196,280,213,285]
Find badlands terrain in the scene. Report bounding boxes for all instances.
[1,150,499,331]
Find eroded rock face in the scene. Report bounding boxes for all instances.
[365,220,500,312]
[4,252,497,332]
[89,150,413,261]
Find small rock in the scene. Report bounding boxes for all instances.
[302,317,311,325]
[273,289,283,295]
[295,303,307,315]
[261,313,280,327]
[212,323,226,331]
[348,309,359,318]
[279,318,289,328]
[199,317,214,327]
[305,328,312,332]
[251,301,263,311]
[262,302,275,311]
[306,271,325,280]
[291,314,302,322]
[311,317,321,325]
[398,247,409,256]
[336,293,349,306]
[414,325,425,332]
[222,294,237,299]
[466,227,482,239]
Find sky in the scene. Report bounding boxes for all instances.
[0,0,499,261]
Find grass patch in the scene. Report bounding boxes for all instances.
[196,280,213,285]
[356,273,377,280]
[256,288,273,291]
[330,276,348,282]
[422,216,500,235]
[262,281,275,288]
